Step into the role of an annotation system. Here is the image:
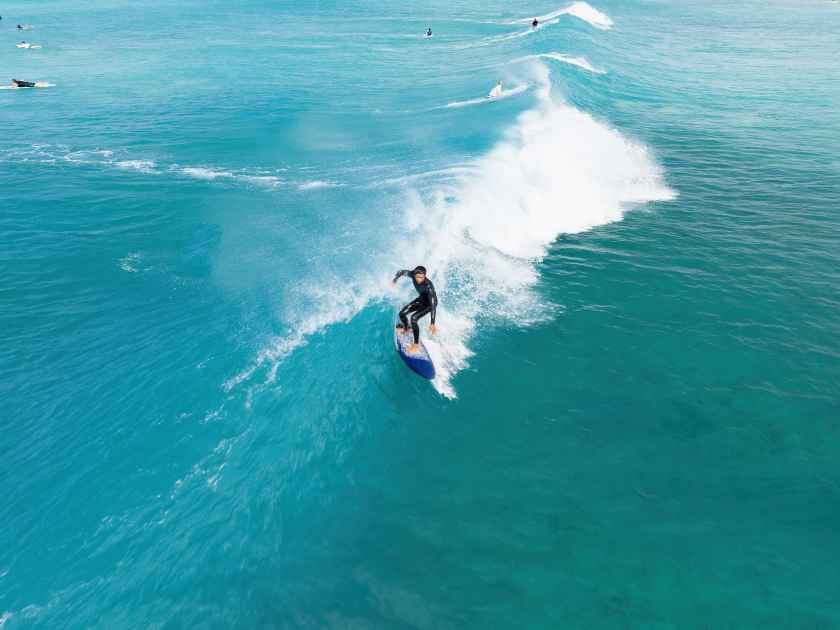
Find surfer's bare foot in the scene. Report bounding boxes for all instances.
[407,343,421,354]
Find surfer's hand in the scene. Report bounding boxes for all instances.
[429,324,438,335]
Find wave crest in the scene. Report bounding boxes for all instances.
[228,64,673,399]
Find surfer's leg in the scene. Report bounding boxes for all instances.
[398,298,422,332]
[409,306,432,344]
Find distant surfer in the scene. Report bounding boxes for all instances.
[10,79,45,88]
[532,18,539,28]
[488,80,503,99]
[426,27,433,37]
[393,266,438,354]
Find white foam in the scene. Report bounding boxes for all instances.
[223,335,307,393]
[516,53,605,74]
[298,179,340,190]
[115,159,158,173]
[179,166,234,180]
[445,84,529,109]
[4,144,294,191]
[454,27,535,50]
[509,2,613,30]
[371,166,472,189]
[563,2,613,29]
[394,67,671,395]
[239,174,282,187]
[227,63,674,399]
[178,166,281,187]
[118,252,143,273]
[456,3,613,51]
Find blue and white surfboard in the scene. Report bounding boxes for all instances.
[394,319,436,380]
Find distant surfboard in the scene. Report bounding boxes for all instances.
[394,318,435,380]
[1,83,53,90]
[443,84,528,109]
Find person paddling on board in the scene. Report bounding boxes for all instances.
[532,18,539,28]
[11,79,37,88]
[426,27,432,37]
[393,265,438,354]
[488,80,503,99]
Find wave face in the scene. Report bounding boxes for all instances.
[393,67,672,396]
[505,1,614,29]
[7,0,840,627]
[516,52,605,74]
[225,62,672,399]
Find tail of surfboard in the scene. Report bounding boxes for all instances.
[393,318,436,380]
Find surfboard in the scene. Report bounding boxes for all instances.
[394,319,435,380]
[1,83,53,90]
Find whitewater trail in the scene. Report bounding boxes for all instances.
[227,61,675,399]
[0,144,344,191]
[514,53,605,74]
[444,85,529,109]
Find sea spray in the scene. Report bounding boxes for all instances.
[229,63,673,398]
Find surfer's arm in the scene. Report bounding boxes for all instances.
[428,281,438,325]
[392,269,412,284]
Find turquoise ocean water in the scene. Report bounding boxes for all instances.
[2,0,840,627]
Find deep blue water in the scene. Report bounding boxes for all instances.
[2,0,840,627]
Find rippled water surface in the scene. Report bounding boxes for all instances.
[2,0,839,627]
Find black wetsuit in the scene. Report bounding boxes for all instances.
[13,80,35,88]
[394,270,438,344]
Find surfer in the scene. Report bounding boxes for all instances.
[393,266,438,354]
[10,79,48,88]
[532,18,539,28]
[426,27,433,37]
[488,80,503,99]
